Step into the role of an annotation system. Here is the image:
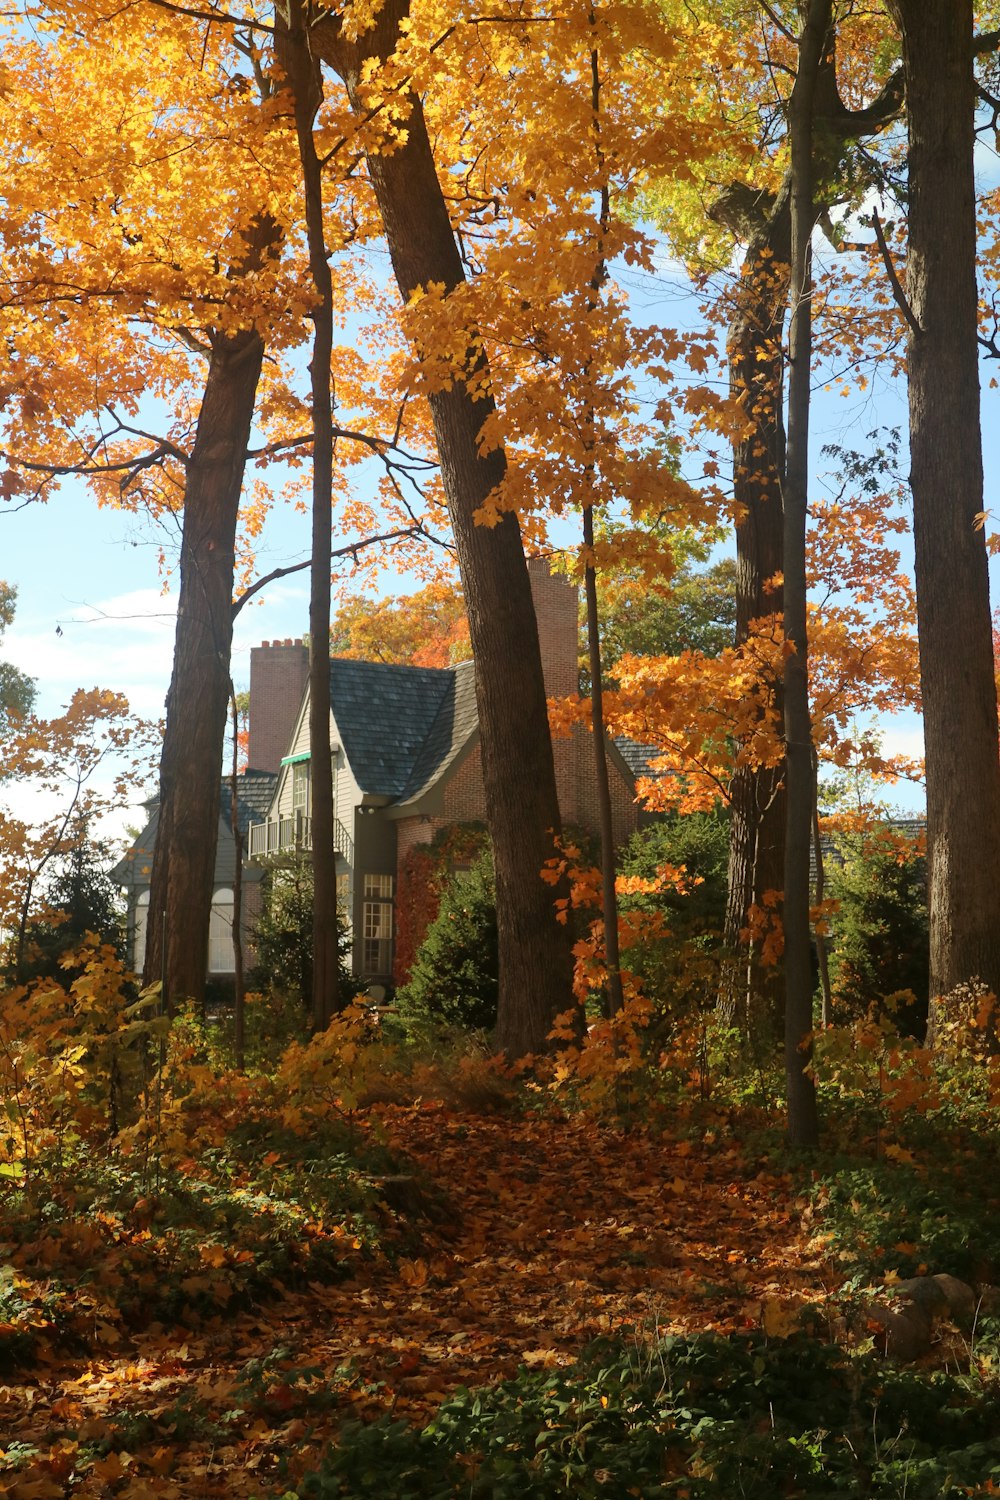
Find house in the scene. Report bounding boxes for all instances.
[113,769,277,983]
[247,560,648,984]
[115,562,650,985]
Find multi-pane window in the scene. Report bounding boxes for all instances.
[208,887,236,973]
[292,761,310,815]
[361,873,393,975]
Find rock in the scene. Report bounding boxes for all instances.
[930,1273,977,1328]
[866,1303,932,1362]
[894,1276,950,1319]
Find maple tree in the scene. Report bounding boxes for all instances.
[331,580,471,668]
[307,0,580,1056]
[0,690,152,980]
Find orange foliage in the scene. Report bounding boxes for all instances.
[332,580,471,668]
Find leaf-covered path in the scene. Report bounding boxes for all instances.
[0,1107,822,1498]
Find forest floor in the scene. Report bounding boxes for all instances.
[0,1103,835,1498]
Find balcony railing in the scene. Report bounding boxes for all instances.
[248,811,354,866]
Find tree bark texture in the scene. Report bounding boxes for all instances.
[276,0,341,1030]
[780,0,830,1149]
[889,0,1000,1009]
[311,0,574,1056]
[711,187,790,1032]
[143,308,268,1010]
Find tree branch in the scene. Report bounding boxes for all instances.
[870,209,920,336]
[232,525,429,617]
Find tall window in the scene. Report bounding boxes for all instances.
[208,887,235,974]
[361,873,393,975]
[134,889,150,972]
[292,761,310,815]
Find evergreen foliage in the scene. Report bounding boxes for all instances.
[395,852,498,1037]
[617,811,730,1015]
[826,830,928,1035]
[250,856,354,1010]
[6,828,124,984]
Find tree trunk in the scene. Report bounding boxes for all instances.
[276,0,340,1030]
[312,1,574,1056]
[229,690,246,1069]
[712,187,790,1032]
[889,0,1000,1014]
[143,284,270,1009]
[583,505,624,1017]
[781,0,829,1149]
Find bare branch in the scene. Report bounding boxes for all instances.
[231,525,430,617]
[870,209,920,336]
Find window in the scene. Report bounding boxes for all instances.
[134,889,150,972]
[292,761,310,815]
[361,873,393,975]
[208,888,235,974]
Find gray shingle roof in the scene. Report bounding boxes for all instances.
[226,770,278,836]
[397,659,479,804]
[614,737,661,782]
[329,658,456,799]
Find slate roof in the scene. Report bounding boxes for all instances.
[226,770,279,837]
[614,737,662,783]
[111,770,278,886]
[329,657,458,800]
[397,659,479,804]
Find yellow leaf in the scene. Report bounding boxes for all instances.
[760,1298,801,1338]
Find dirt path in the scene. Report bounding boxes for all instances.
[0,1108,825,1498]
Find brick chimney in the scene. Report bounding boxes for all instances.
[527,557,580,826]
[527,557,579,699]
[248,638,309,774]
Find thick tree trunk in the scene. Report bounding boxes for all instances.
[312,1,574,1055]
[781,0,829,1149]
[276,0,340,1030]
[143,312,268,1010]
[712,188,790,1031]
[890,0,1000,1012]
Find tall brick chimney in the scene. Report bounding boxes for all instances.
[248,638,309,774]
[527,557,580,826]
[527,557,579,699]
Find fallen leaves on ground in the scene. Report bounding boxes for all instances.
[0,1106,829,1497]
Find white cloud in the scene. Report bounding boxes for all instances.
[5,585,179,722]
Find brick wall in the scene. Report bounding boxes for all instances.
[441,745,486,821]
[248,639,309,774]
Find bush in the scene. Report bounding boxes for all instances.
[395,853,498,1037]
[284,1330,1000,1499]
[250,855,355,1011]
[826,829,928,1035]
[617,811,729,1018]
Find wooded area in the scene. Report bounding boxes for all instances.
[3,0,1000,1493]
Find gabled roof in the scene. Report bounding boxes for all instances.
[111,770,278,887]
[397,658,479,805]
[329,657,460,800]
[614,737,664,784]
[226,769,279,837]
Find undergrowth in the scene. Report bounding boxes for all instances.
[276,1330,1000,1499]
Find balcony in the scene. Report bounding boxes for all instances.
[248,811,354,866]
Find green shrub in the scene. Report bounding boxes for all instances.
[826,830,928,1036]
[617,810,729,1017]
[250,855,355,1012]
[395,853,498,1037]
[282,1330,1000,1498]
